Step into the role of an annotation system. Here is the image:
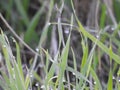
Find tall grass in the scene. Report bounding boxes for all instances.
[0,0,120,90]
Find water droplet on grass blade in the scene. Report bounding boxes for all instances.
[62,79,66,82]
[48,22,51,26]
[119,79,120,82]
[35,83,39,87]
[96,35,99,39]
[41,85,45,89]
[13,39,16,43]
[112,76,115,80]
[72,72,75,76]
[94,81,96,85]
[30,72,33,78]
[35,48,39,52]
[3,45,6,48]
[64,28,69,34]
[111,26,116,31]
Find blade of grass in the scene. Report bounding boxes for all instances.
[90,68,102,90]
[81,40,97,90]
[66,66,92,85]
[107,70,113,90]
[46,63,57,89]
[100,4,106,29]
[81,38,88,70]
[14,38,24,82]
[0,73,10,90]
[14,0,29,25]
[113,0,120,22]
[1,38,17,90]
[38,0,54,47]
[57,0,65,48]
[71,47,80,90]
[71,48,77,73]
[117,68,120,89]
[24,2,46,44]
[58,34,70,89]
[13,61,26,90]
[22,0,29,12]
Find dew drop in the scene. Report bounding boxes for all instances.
[112,76,115,80]
[13,39,16,43]
[41,85,45,89]
[3,45,6,48]
[64,29,69,34]
[70,24,73,27]
[35,48,39,52]
[62,79,66,82]
[35,83,39,87]
[111,26,116,31]
[119,79,120,82]
[72,72,75,76]
[96,35,99,39]
[48,22,51,26]
[30,72,33,78]
[94,81,96,85]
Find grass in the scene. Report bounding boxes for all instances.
[0,0,120,90]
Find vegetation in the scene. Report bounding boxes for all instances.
[0,0,120,90]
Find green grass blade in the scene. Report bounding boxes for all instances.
[90,68,102,90]
[113,0,120,22]
[71,47,77,72]
[66,66,92,85]
[58,13,65,48]
[14,0,29,25]
[81,39,88,69]
[100,4,106,29]
[0,36,17,90]
[25,73,30,89]
[13,62,26,90]
[14,39,25,82]
[107,70,113,90]
[0,36,13,79]
[60,35,70,73]
[58,34,70,89]
[0,73,10,90]
[22,0,30,12]
[46,63,56,89]
[38,0,54,47]
[24,2,46,44]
